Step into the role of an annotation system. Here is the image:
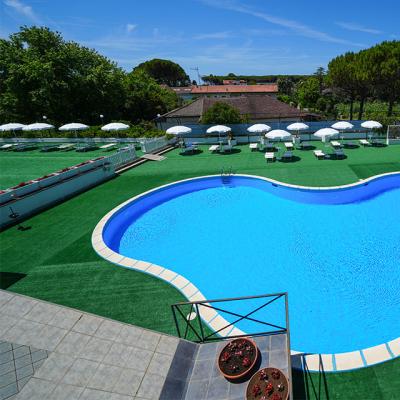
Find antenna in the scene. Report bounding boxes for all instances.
[190,67,202,85]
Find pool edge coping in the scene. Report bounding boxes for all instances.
[91,171,400,373]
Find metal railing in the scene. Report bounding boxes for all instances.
[105,146,137,169]
[171,292,289,343]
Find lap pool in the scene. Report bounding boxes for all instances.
[99,173,400,356]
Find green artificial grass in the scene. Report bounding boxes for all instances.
[1,141,399,398]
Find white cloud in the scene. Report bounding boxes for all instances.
[126,23,137,33]
[4,0,39,22]
[336,22,382,35]
[199,0,365,47]
[194,31,233,40]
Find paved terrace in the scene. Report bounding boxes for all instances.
[0,290,290,400]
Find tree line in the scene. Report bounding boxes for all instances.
[277,41,400,123]
[0,27,184,126]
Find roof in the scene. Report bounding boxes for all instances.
[191,84,278,94]
[162,95,310,119]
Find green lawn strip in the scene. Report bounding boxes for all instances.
[292,357,400,399]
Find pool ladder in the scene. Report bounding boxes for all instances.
[221,166,234,184]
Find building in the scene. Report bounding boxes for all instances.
[165,84,278,101]
[158,95,316,126]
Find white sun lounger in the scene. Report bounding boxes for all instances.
[331,140,341,148]
[100,143,117,151]
[359,139,370,146]
[249,143,258,151]
[265,152,276,162]
[209,144,219,152]
[284,142,294,150]
[313,150,325,159]
[57,143,75,151]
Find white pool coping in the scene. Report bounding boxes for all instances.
[91,171,400,372]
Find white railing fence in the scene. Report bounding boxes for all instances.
[141,137,170,153]
[105,146,137,169]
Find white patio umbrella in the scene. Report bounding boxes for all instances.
[59,123,89,131]
[166,126,192,135]
[23,123,54,131]
[206,125,231,142]
[265,129,292,140]
[101,122,130,131]
[287,122,309,134]
[247,124,271,133]
[0,123,25,131]
[361,120,382,129]
[314,128,339,143]
[361,120,382,139]
[331,121,354,130]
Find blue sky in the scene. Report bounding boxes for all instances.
[1,0,399,80]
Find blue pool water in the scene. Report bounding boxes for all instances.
[103,175,400,354]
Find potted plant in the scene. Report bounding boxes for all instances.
[217,338,259,381]
[246,367,289,400]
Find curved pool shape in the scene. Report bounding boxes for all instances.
[97,173,400,361]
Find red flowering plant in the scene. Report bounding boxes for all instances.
[271,370,281,380]
[252,384,261,397]
[271,394,282,400]
[266,382,274,395]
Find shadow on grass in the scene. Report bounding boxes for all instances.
[297,145,317,151]
[0,272,27,289]
[218,148,242,155]
[179,149,204,156]
[279,155,302,163]
[292,354,330,400]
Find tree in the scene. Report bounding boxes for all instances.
[201,102,244,124]
[295,77,320,109]
[123,70,178,122]
[313,67,326,94]
[0,26,126,124]
[277,77,295,96]
[133,59,190,87]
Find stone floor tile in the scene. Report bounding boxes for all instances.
[61,358,99,387]
[80,337,113,363]
[136,331,161,352]
[34,352,75,383]
[94,319,122,341]
[184,379,209,400]
[87,363,122,392]
[190,359,213,381]
[16,377,56,400]
[12,345,30,360]
[147,353,174,377]
[103,342,133,367]
[0,350,14,364]
[15,363,34,380]
[30,349,48,364]
[0,297,34,318]
[35,325,68,351]
[0,370,16,389]
[0,342,12,354]
[0,315,19,337]
[195,343,219,361]
[17,375,31,391]
[3,320,44,349]
[125,347,153,372]
[0,292,14,309]
[55,331,91,356]
[33,359,46,372]
[205,375,229,400]
[14,354,31,370]
[0,360,14,376]
[116,325,143,346]
[49,383,83,400]
[137,372,166,399]
[0,382,18,399]
[156,336,180,356]
[79,388,115,400]
[48,309,82,331]
[71,315,102,336]
[23,302,60,325]
[114,367,145,396]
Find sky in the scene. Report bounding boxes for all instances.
[1,0,399,81]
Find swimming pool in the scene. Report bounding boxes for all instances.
[97,173,400,359]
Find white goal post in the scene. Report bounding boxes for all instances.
[386,125,400,145]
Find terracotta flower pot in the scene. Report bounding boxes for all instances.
[217,338,259,381]
[246,367,289,400]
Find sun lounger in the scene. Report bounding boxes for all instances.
[331,140,341,148]
[344,141,357,148]
[282,151,294,161]
[359,139,370,147]
[180,143,198,154]
[313,149,325,159]
[40,144,59,152]
[333,149,345,159]
[209,144,219,153]
[0,143,16,150]
[57,143,75,151]
[249,143,258,151]
[100,143,117,151]
[76,143,98,152]
[265,152,276,162]
[265,143,275,151]
[13,143,37,151]
[284,142,294,150]
[299,141,312,149]
[371,139,385,147]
